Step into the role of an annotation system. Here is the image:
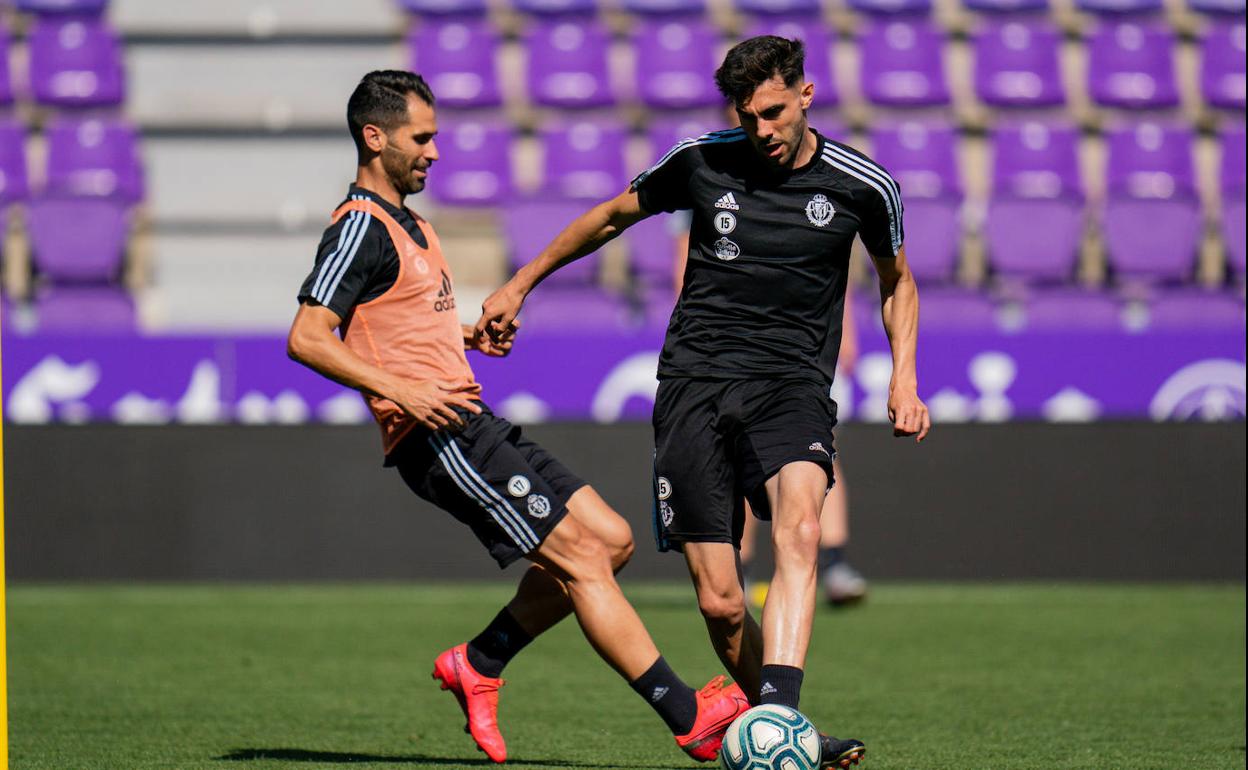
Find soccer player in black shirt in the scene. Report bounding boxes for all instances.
[478,37,930,766]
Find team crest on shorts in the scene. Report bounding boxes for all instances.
[713,237,740,261]
[805,194,835,227]
[507,475,532,497]
[657,476,673,501]
[527,494,551,518]
[660,501,675,527]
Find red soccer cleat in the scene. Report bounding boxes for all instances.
[432,643,507,763]
[674,675,751,762]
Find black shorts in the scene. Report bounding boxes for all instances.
[390,406,587,568]
[651,377,837,552]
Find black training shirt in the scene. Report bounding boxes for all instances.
[632,127,904,386]
[297,184,429,320]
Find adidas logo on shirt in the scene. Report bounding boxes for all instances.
[714,192,740,211]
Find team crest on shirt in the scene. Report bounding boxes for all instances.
[527,494,551,518]
[713,238,740,261]
[805,193,836,227]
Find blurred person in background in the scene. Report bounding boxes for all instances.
[478,36,930,768]
[286,69,748,765]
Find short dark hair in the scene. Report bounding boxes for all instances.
[714,36,806,107]
[347,70,436,154]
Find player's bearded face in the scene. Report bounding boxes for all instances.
[737,76,814,168]
[382,97,439,195]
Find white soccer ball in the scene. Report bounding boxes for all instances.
[720,704,821,770]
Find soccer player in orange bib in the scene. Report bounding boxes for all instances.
[286,70,748,764]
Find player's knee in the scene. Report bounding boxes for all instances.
[561,530,614,583]
[697,584,747,626]
[773,515,822,562]
[609,533,635,573]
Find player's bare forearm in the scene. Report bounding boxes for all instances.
[510,189,648,295]
[477,188,648,341]
[287,302,405,401]
[871,245,930,441]
[288,303,481,430]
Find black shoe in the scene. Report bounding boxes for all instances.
[820,735,865,768]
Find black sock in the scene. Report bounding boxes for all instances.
[818,546,844,574]
[466,608,533,678]
[759,664,804,709]
[629,656,698,735]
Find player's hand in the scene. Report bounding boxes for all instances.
[888,384,930,442]
[394,380,482,431]
[471,319,519,357]
[475,283,525,345]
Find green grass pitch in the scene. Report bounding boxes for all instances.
[7,582,1245,769]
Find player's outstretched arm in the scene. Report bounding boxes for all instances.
[476,188,649,342]
[871,245,930,442]
[287,302,481,430]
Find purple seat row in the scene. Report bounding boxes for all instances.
[398,0,1245,17]
[0,117,144,205]
[431,113,1246,286]
[410,16,1246,113]
[0,15,124,108]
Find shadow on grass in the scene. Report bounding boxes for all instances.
[217,748,690,769]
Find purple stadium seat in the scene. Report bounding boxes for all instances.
[623,0,706,15]
[634,16,721,109]
[503,200,599,285]
[429,115,512,206]
[1020,288,1123,330]
[539,119,627,200]
[847,0,933,15]
[986,121,1084,283]
[973,20,1065,109]
[625,211,681,288]
[1200,20,1246,112]
[1076,0,1163,13]
[44,117,144,203]
[28,195,128,282]
[746,17,838,107]
[397,0,489,14]
[514,0,598,13]
[869,122,961,283]
[525,17,615,109]
[520,287,634,331]
[1145,287,1245,329]
[0,120,28,206]
[1187,0,1246,14]
[963,0,1049,12]
[1103,122,1201,283]
[28,16,124,107]
[1220,124,1245,280]
[1087,22,1179,110]
[646,111,728,158]
[34,285,136,333]
[733,0,821,14]
[409,18,501,109]
[15,0,108,13]
[0,22,12,106]
[859,20,950,107]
